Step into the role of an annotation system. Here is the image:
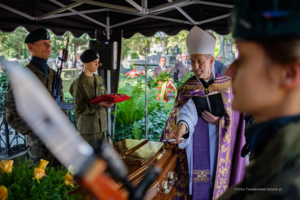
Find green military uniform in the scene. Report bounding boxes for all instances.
[69,72,108,145]
[218,0,300,200]
[219,119,300,200]
[6,62,64,166]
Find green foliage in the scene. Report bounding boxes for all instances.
[165,31,189,54]
[176,71,195,88]
[0,27,90,60]
[121,33,161,59]
[0,160,81,200]
[0,69,9,93]
[64,92,73,99]
[136,102,174,141]
[0,27,27,59]
[48,31,90,60]
[0,69,9,111]
[149,71,174,88]
[132,121,142,140]
[113,75,174,142]
[114,123,134,142]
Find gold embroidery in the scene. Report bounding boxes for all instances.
[161,76,233,200]
[193,170,210,183]
[213,87,234,199]
[179,77,232,92]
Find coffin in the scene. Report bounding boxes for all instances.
[71,139,178,200]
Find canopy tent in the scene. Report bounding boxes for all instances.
[0,0,234,38]
[0,0,235,139]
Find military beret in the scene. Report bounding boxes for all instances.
[80,49,100,63]
[229,0,300,41]
[25,28,50,44]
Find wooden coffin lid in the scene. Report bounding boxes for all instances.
[113,139,164,174]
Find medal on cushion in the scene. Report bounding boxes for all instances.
[99,84,104,89]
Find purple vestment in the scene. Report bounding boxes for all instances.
[160,74,247,200]
[193,117,210,200]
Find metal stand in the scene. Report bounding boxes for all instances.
[106,10,112,143]
[143,47,149,140]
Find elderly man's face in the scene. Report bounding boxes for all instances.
[181,54,188,61]
[191,54,214,79]
[160,57,166,67]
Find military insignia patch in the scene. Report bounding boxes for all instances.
[99,84,104,89]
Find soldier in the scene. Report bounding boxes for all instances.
[6,28,64,166]
[218,0,300,200]
[69,49,114,146]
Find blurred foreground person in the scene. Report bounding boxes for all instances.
[219,0,300,200]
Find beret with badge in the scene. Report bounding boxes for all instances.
[80,49,100,63]
[229,0,300,41]
[25,28,50,44]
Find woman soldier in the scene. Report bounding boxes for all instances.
[70,49,114,146]
[219,0,300,199]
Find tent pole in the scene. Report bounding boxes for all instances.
[106,11,112,143]
[144,47,149,140]
[142,0,148,14]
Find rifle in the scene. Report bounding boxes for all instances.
[52,37,74,110]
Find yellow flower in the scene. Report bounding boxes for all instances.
[63,172,74,187]
[33,168,46,180]
[37,159,49,169]
[0,185,8,200]
[0,160,13,174]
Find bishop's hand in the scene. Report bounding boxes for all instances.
[168,124,187,144]
[202,111,219,126]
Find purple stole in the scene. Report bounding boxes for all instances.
[193,117,210,200]
[160,74,247,200]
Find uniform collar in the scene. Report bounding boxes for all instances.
[79,72,102,86]
[31,56,49,75]
[248,114,300,156]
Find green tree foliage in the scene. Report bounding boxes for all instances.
[121,33,161,59]
[0,27,27,59]
[121,30,234,61]
[177,71,195,88]
[48,31,90,60]
[121,30,188,60]
[165,31,189,54]
[113,75,174,142]
[0,27,90,60]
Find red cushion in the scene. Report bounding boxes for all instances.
[88,93,131,104]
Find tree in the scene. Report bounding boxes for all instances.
[47,30,90,60]
[0,27,27,59]
[165,31,188,54]
[121,33,161,59]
